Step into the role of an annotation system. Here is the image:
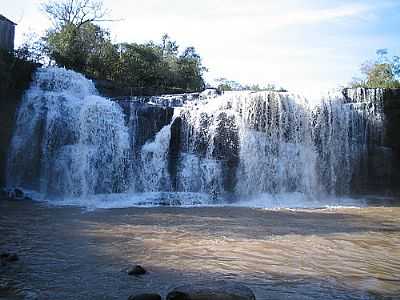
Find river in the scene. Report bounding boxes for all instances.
[1,198,399,299]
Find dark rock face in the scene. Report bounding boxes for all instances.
[177,110,240,193]
[382,89,400,194]
[166,281,256,300]
[127,265,146,276]
[128,293,161,300]
[168,117,182,191]
[212,112,240,193]
[0,53,37,188]
[116,101,174,155]
[343,88,400,195]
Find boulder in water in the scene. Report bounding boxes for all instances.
[166,280,256,300]
[128,293,161,300]
[1,252,19,265]
[128,265,146,276]
[14,188,24,199]
[5,188,26,200]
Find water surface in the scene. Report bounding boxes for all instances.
[1,198,399,299]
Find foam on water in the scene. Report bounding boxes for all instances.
[15,188,370,211]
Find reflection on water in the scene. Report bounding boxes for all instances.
[1,198,400,299]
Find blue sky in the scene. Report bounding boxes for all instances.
[3,0,400,97]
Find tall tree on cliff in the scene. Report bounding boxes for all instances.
[42,0,117,75]
[41,0,206,92]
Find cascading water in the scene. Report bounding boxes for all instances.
[6,67,386,207]
[313,89,385,195]
[7,68,130,197]
[140,122,173,192]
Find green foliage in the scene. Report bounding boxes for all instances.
[43,21,205,92]
[351,49,400,88]
[177,47,206,91]
[40,0,206,93]
[215,78,243,91]
[45,23,116,75]
[215,78,287,92]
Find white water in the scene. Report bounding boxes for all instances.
[140,123,173,191]
[6,68,386,208]
[7,68,130,197]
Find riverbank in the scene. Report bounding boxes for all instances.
[1,197,400,299]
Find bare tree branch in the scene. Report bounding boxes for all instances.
[41,0,112,29]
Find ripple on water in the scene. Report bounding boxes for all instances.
[0,198,399,299]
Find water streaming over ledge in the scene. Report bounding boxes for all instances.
[6,67,386,208]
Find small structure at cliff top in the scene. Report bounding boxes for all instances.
[0,15,16,51]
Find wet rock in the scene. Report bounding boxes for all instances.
[166,280,256,300]
[0,252,19,265]
[14,188,24,199]
[7,254,18,262]
[128,293,161,300]
[128,265,146,276]
[5,188,25,200]
[0,253,10,259]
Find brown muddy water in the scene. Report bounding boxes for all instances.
[1,198,400,300]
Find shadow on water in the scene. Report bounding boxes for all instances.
[1,198,400,299]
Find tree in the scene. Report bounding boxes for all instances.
[215,78,243,91]
[177,47,206,91]
[44,22,116,76]
[42,0,110,29]
[352,49,400,88]
[116,42,164,87]
[42,0,117,76]
[14,32,46,64]
[41,0,207,93]
[160,34,178,56]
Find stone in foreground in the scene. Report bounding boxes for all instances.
[166,280,256,300]
[128,293,161,300]
[127,265,146,276]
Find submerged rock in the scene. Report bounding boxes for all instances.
[14,188,24,199]
[128,293,161,300]
[3,188,26,200]
[166,280,256,300]
[1,252,19,265]
[128,265,146,276]
[7,254,19,262]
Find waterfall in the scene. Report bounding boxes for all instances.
[6,67,387,207]
[313,89,385,194]
[7,68,130,197]
[140,122,173,192]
